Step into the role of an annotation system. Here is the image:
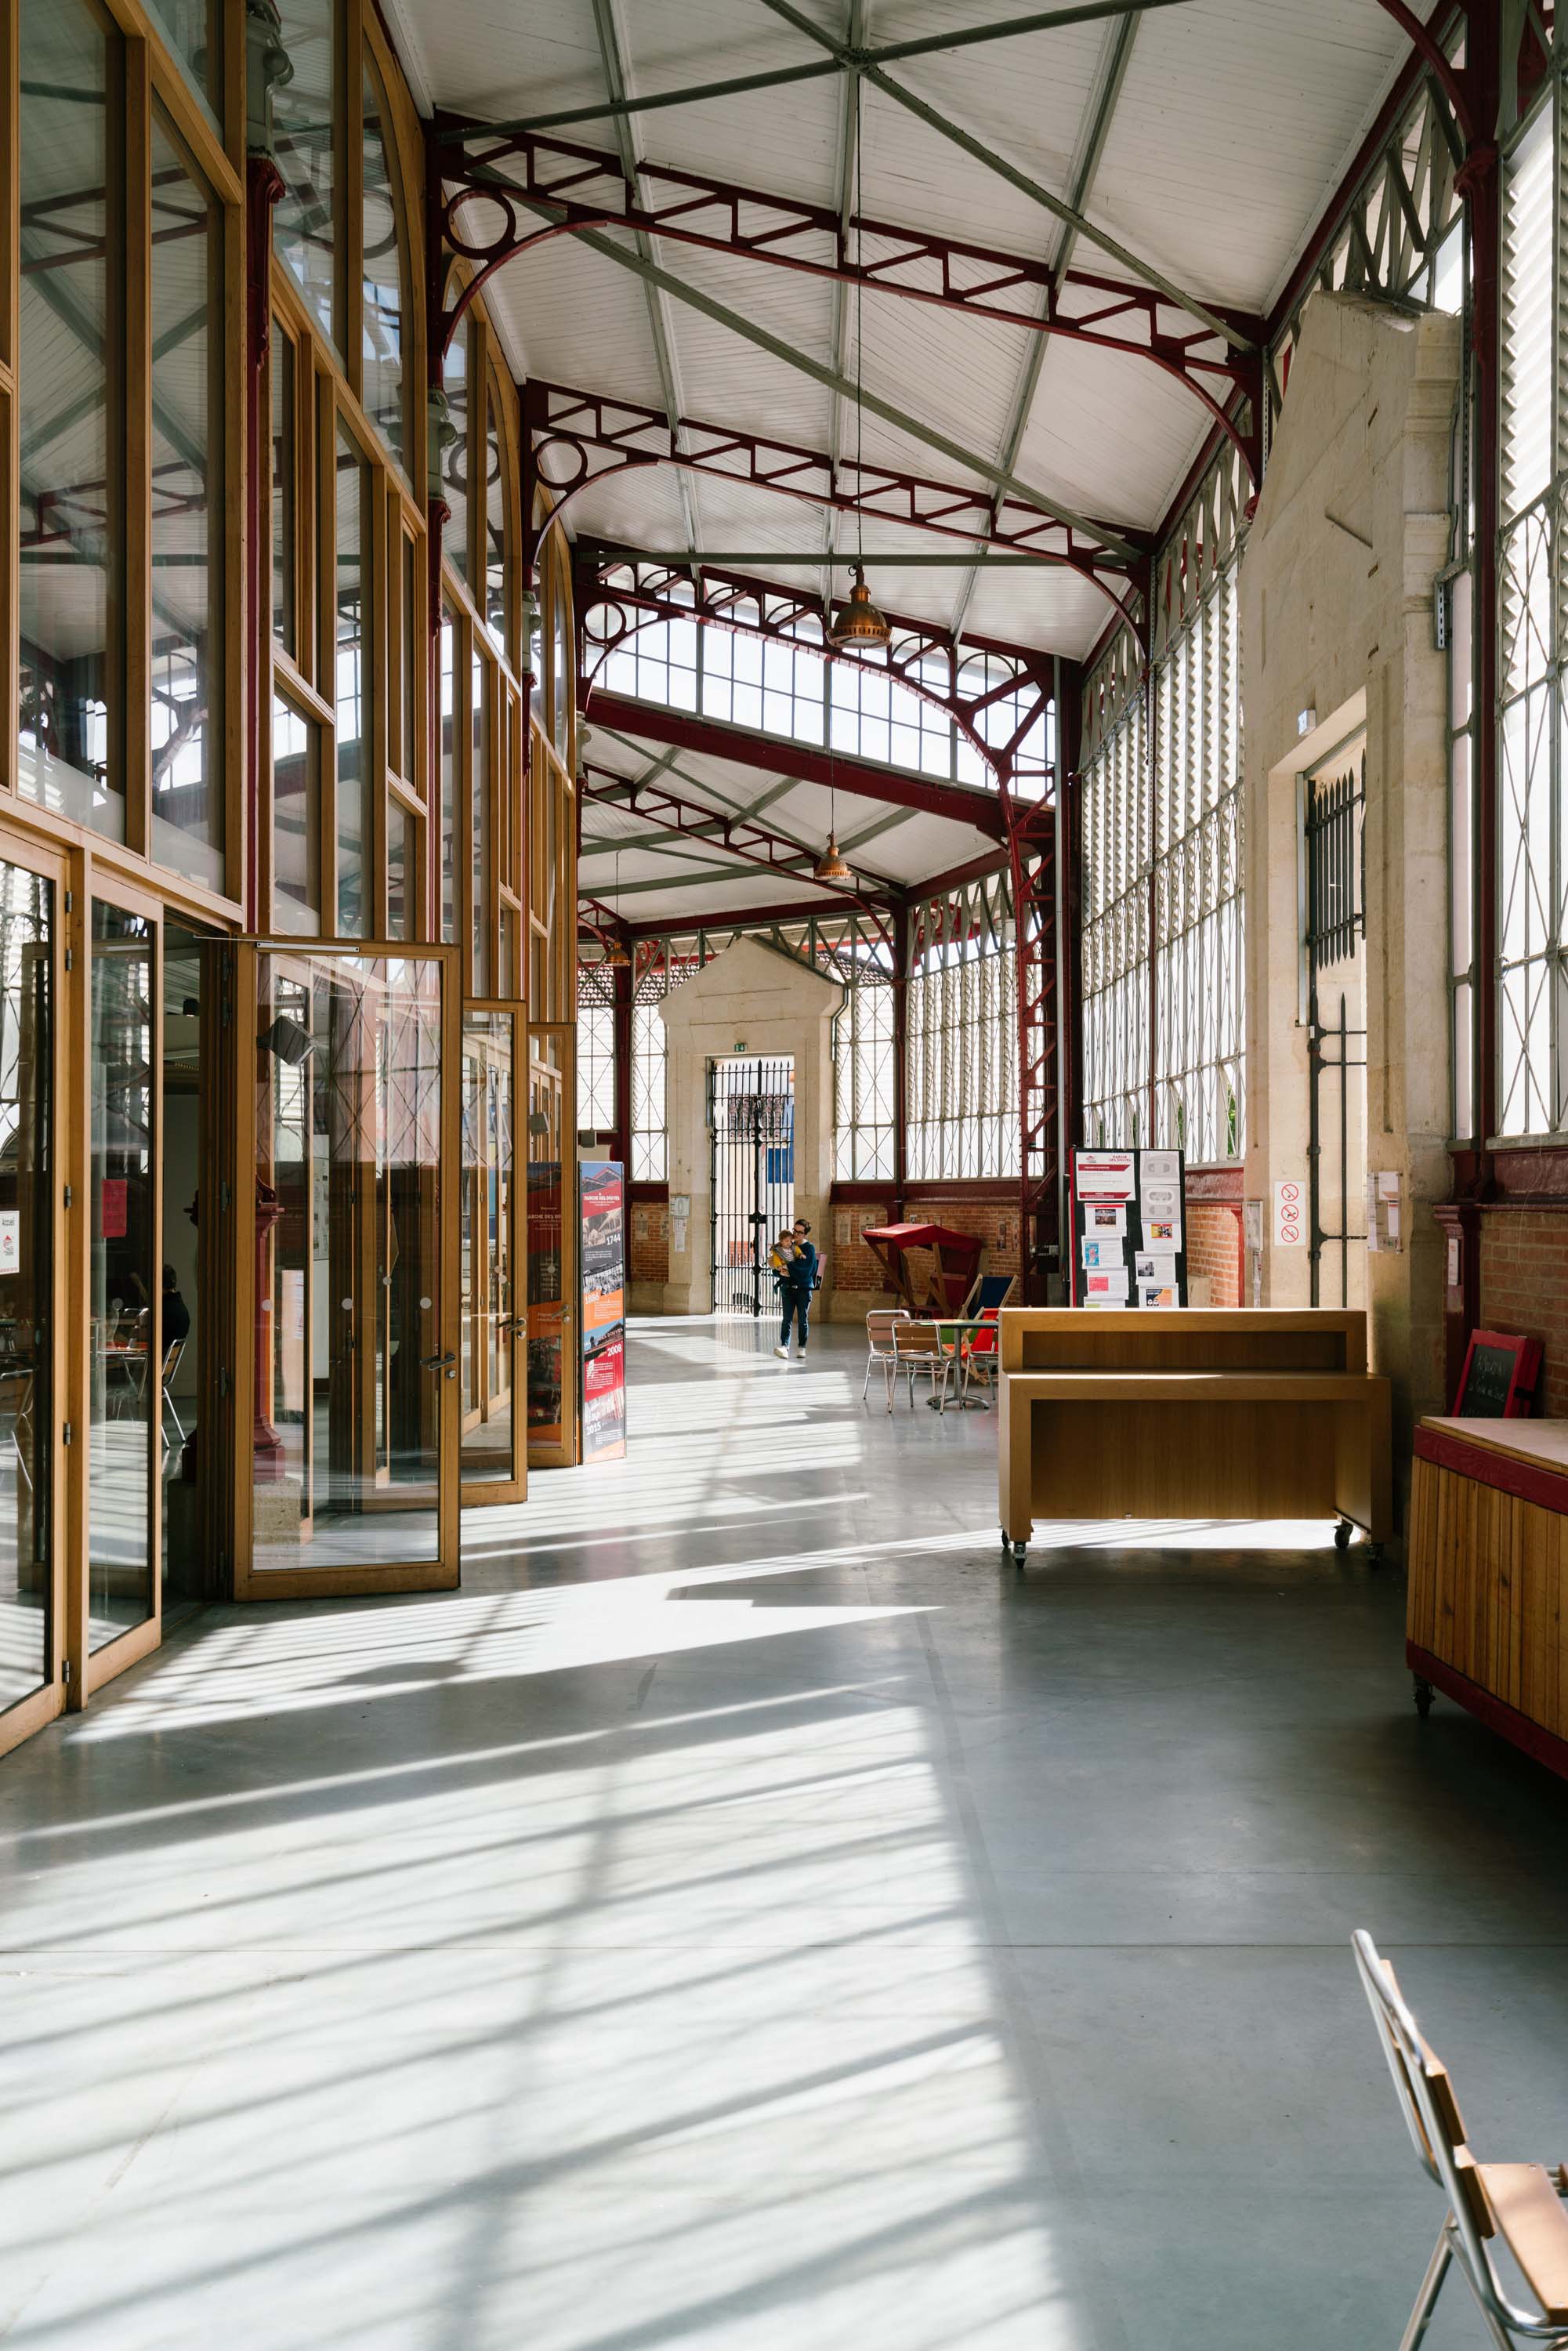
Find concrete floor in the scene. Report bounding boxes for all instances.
[3,1317,1568,2349]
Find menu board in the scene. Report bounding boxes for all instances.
[579,1160,627,1462]
[1070,1147,1187,1308]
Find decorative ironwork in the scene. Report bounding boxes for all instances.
[708,1056,795,1317]
[531,383,1142,628]
[432,126,1260,476]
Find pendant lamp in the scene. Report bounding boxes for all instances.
[827,563,891,650]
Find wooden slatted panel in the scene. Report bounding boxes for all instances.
[1409,1459,1568,1745]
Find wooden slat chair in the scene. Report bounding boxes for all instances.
[893,1320,958,1415]
[862,1310,909,1413]
[1353,1929,1568,2346]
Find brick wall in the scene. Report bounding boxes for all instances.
[1479,1208,1568,1416]
[904,1194,1023,1285]
[630,1197,670,1288]
[830,1200,896,1298]
[1186,1201,1242,1307]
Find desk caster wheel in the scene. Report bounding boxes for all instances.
[1010,1540,1027,1573]
[1334,1518,1353,1552]
[1414,1675,1435,1720]
[1367,1542,1387,1570]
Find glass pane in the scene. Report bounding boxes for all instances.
[0,868,53,1716]
[162,926,218,1604]
[150,117,224,893]
[273,0,336,344]
[18,0,121,842]
[90,904,156,1651]
[361,63,406,473]
[462,1013,514,1483]
[472,648,490,994]
[527,1047,566,1447]
[401,534,417,783]
[552,588,570,763]
[485,388,507,647]
[146,0,222,116]
[335,426,367,937]
[272,694,320,934]
[442,326,468,579]
[272,331,295,654]
[253,953,444,1570]
[440,610,458,942]
[386,798,412,940]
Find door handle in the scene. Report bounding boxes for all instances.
[420,1351,458,1370]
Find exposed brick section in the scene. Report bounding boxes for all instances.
[830,1200,896,1295]
[630,1201,670,1286]
[1479,1209,1568,1418]
[904,1194,1023,1285]
[1186,1201,1242,1307]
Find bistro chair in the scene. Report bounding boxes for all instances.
[893,1320,958,1414]
[1353,1929,1568,2346]
[862,1310,909,1412]
[161,1338,187,1451]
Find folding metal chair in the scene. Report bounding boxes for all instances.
[893,1320,958,1413]
[161,1338,187,1451]
[862,1310,908,1412]
[1353,1929,1568,2347]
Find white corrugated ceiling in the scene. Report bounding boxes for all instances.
[384,0,1418,918]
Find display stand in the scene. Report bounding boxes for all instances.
[1069,1147,1187,1307]
[579,1159,627,1463]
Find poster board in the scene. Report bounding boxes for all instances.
[1070,1147,1187,1308]
[580,1160,627,1462]
[1451,1328,1542,1420]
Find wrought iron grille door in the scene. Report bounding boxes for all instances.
[1304,753,1367,1308]
[708,1057,795,1316]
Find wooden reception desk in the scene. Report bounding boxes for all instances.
[1407,1417,1568,1778]
[998,1308,1392,1565]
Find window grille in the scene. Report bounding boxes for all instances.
[833,973,896,1179]
[906,875,1018,1180]
[1497,96,1566,1136]
[576,961,615,1138]
[1080,447,1244,1161]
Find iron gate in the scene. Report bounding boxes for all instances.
[1304,755,1366,1307]
[708,1057,795,1316]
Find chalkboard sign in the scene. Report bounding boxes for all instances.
[1452,1329,1543,1420]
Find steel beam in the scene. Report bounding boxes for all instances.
[530,381,1141,632]
[581,759,893,907]
[754,0,1252,353]
[450,2,1201,142]
[582,689,1010,836]
[434,134,1256,461]
[474,194,1138,559]
[578,551,1059,792]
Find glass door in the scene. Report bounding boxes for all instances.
[0,842,62,1760]
[235,944,459,1598]
[460,1008,523,1502]
[84,893,162,1686]
[526,1021,576,1471]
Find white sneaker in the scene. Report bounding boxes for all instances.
[773,1345,791,1360]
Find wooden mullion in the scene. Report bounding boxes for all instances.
[123,33,152,860]
[0,0,16,382]
[367,447,389,939]
[219,113,244,911]
[318,371,338,929]
[342,0,364,401]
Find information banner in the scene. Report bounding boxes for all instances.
[579,1160,627,1463]
[1069,1147,1188,1308]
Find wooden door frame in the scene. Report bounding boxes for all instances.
[232,938,461,1600]
[460,1000,524,1507]
[527,1018,578,1473]
[0,827,69,1758]
[75,864,165,1699]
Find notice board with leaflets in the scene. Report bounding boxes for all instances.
[579,1159,627,1462]
[1069,1147,1188,1308]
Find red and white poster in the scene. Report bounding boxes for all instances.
[579,1161,626,1462]
[583,1331,627,1464]
[1073,1150,1137,1201]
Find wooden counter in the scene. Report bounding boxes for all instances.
[998,1309,1392,1563]
[1407,1417,1568,1777]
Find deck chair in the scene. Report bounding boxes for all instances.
[862,1310,909,1412]
[893,1320,958,1414]
[958,1309,1004,1407]
[1353,1929,1568,2346]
